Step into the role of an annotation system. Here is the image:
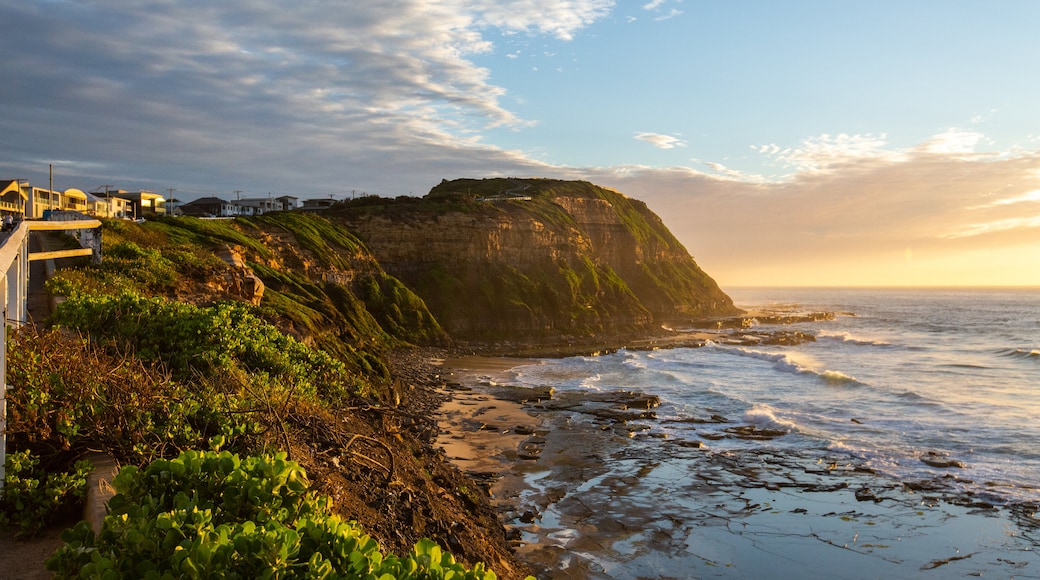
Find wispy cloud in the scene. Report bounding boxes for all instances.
[583,132,1040,285]
[916,129,985,155]
[755,133,902,174]
[635,132,687,149]
[943,216,1040,239]
[0,0,609,193]
[642,0,682,20]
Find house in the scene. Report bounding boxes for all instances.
[236,197,278,216]
[0,180,27,215]
[87,191,132,218]
[117,190,166,218]
[25,186,90,218]
[63,188,89,214]
[25,186,60,218]
[274,195,298,211]
[179,197,236,217]
[301,198,337,211]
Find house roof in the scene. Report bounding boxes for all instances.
[185,196,232,205]
[0,180,28,199]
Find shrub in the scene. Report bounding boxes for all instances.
[0,450,93,538]
[49,292,363,402]
[4,327,260,463]
[47,451,504,579]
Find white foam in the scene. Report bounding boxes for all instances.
[817,330,891,347]
[712,345,862,385]
[743,404,799,432]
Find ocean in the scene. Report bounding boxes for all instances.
[488,288,1040,578]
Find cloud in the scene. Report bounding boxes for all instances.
[641,0,682,20]
[986,190,1040,206]
[476,0,614,40]
[917,129,984,155]
[756,133,903,174]
[943,215,1040,240]
[635,132,688,149]
[0,0,608,194]
[2,1,1038,286]
[581,132,1040,285]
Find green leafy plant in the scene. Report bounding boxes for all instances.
[49,292,364,402]
[0,450,93,537]
[47,451,506,579]
[4,326,260,464]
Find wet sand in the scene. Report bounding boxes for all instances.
[433,357,545,496]
[436,354,1040,579]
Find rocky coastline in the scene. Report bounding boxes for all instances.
[419,326,1040,579]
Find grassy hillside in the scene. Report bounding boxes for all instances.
[2,214,526,575]
[332,178,739,341]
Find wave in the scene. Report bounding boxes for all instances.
[743,404,800,432]
[999,348,1040,361]
[710,344,863,386]
[619,350,647,371]
[817,330,891,347]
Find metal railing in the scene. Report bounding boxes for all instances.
[0,219,102,494]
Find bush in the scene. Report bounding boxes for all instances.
[4,327,260,464]
[0,450,93,537]
[49,292,364,402]
[47,451,504,579]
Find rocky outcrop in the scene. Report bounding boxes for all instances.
[330,178,739,341]
[214,245,265,306]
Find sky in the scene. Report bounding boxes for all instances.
[2,0,1039,287]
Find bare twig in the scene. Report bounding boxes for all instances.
[343,434,395,482]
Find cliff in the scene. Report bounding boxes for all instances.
[329,178,740,341]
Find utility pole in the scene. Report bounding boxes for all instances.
[94,185,113,218]
[166,188,176,216]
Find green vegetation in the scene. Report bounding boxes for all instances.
[332,177,734,339]
[47,451,503,579]
[2,210,508,576]
[49,292,365,401]
[0,451,93,538]
[3,177,733,576]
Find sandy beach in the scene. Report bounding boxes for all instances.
[435,352,1040,580]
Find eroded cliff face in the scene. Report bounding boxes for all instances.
[330,178,740,341]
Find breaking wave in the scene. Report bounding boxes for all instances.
[817,330,891,347]
[710,345,863,385]
[999,348,1040,361]
[743,405,799,432]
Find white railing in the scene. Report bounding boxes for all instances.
[0,219,101,494]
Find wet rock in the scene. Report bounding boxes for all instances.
[491,385,555,403]
[854,487,881,502]
[675,440,704,449]
[519,510,539,523]
[518,437,546,460]
[663,413,728,425]
[587,408,658,423]
[921,452,965,469]
[724,425,788,440]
